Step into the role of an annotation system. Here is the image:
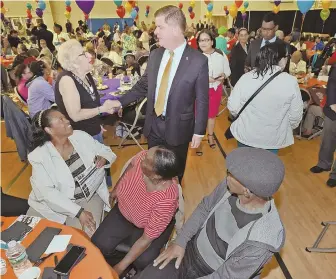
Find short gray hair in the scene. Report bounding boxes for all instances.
[154,5,186,33]
[57,39,83,72]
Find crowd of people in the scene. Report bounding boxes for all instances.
[1,4,336,279]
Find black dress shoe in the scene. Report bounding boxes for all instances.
[327,179,336,187]
[310,166,331,173]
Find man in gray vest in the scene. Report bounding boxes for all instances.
[135,147,286,279]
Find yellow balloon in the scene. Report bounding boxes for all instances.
[1,7,6,14]
[125,2,132,13]
[64,11,71,19]
[229,4,238,18]
[241,7,246,14]
[322,0,332,9]
[273,5,280,14]
[206,11,212,19]
[190,1,195,8]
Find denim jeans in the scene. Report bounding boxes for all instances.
[237,142,279,155]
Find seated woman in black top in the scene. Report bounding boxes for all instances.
[55,39,116,139]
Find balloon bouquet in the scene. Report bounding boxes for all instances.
[64,0,72,20]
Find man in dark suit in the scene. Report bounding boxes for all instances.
[31,23,55,52]
[196,20,204,32]
[203,21,209,29]
[245,12,290,73]
[110,6,209,182]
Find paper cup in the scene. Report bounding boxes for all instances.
[18,267,41,279]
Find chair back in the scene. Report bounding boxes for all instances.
[101,57,114,67]
[300,88,311,109]
[14,86,28,106]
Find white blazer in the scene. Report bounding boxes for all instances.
[28,130,117,224]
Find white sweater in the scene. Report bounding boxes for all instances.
[228,66,303,149]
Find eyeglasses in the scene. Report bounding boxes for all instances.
[198,39,211,43]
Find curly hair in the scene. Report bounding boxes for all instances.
[25,60,46,85]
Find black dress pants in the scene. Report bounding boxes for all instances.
[91,205,174,271]
[147,117,189,183]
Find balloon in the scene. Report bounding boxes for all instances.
[190,11,195,19]
[229,4,238,18]
[65,0,71,6]
[0,1,3,8]
[66,6,71,12]
[128,1,135,7]
[206,11,212,19]
[273,5,280,14]
[146,5,150,10]
[145,12,148,17]
[38,1,46,10]
[207,3,213,12]
[28,14,32,19]
[322,0,332,9]
[297,0,314,14]
[26,3,32,10]
[242,13,247,21]
[241,7,246,14]
[84,13,89,20]
[235,0,243,8]
[1,7,5,14]
[190,1,195,8]
[116,5,125,18]
[188,6,193,13]
[27,18,32,23]
[0,13,4,20]
[243,1,249,9]
[64,11,71,19]
[225,10,229,16]
[320,8,330,21]
[130,9,137,19]
[274,0,281,6]
[125,2,132,13]
[36,8,43,18]
[223,5,227,11]
[75,0,95,15]
[114,0,122,7]
[26,9,32,15]
[134,6,139,12]
[204,0,211,5]
[178,3,183,9]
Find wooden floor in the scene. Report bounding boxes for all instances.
[1,105,336,279]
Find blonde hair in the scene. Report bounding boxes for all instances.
[154,5,186,33]
[57,39,83,72]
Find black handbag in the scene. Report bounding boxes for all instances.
[225,71,282,139]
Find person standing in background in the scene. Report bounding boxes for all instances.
[226,28,237,54]
[53,23,70,50]
[108,6,209,182]
[196,19,204,32]
[66,20,73,34]
[310,65,336,187]
[230,28,249,86]
[215,26,229,55]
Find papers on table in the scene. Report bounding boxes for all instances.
[45,235,72,254]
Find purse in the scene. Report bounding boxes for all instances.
[225,71,282,140]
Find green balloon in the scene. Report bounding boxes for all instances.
[320,9,330,21]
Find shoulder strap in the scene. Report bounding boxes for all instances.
[234,71,282,121]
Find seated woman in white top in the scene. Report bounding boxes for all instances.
[106,44,123,67]
[289,50,307,76]
[197,29,231,154]
[27,107,116,237]
[228,41,303,154]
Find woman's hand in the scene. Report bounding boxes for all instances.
[78,210,96,235]
[109,189,117,207]
[95,155,107,168]
[153,244,186,270]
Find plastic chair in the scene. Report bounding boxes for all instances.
[118,98,147,150]
[217,78,233,116]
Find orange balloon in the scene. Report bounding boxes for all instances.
[321,0,331,9]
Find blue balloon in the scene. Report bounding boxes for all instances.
[207,3,213,12]
[113,0,122,7]
[130,10,137,19]
[38,1,46,11]
[134,6,139,12]
[297,0,314,14]
[65,0,71,6]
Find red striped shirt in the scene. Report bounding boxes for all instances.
[116,151,178,239]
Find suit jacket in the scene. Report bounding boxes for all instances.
[323,65,336,121]
[28,130,116,224]
[120,45,209,146]
[230,43,249,86]
[196,23,204,31]
[245,38,290,73]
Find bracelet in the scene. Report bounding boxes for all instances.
[97,106,102,116]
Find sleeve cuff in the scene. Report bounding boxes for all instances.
[193,134,204,138]
[173,234,189,249]
[76,207,84,218]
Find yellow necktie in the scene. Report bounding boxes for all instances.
[155,51,174,116]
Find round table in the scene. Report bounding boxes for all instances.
[99,78,122,105]
[300,77,327,89]
[0,217,119,279]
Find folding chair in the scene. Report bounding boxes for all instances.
[217,78,233,116]
[13,86,27,106]
[306,221,336,253]
[118,98,147,150]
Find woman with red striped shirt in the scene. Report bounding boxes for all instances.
[92,146,180,276]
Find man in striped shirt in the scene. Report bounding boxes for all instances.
[91,146,180,276]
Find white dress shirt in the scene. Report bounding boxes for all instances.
[203,51,231,90]
[261,36,277,48]
[154,41,187,116]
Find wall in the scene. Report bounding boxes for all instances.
[3,0,336,31]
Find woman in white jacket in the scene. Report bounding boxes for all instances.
[228,41,303,154]
[27,107,116,236]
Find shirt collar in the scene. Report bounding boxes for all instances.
[166,40,187,56]
[263,36,277,43]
